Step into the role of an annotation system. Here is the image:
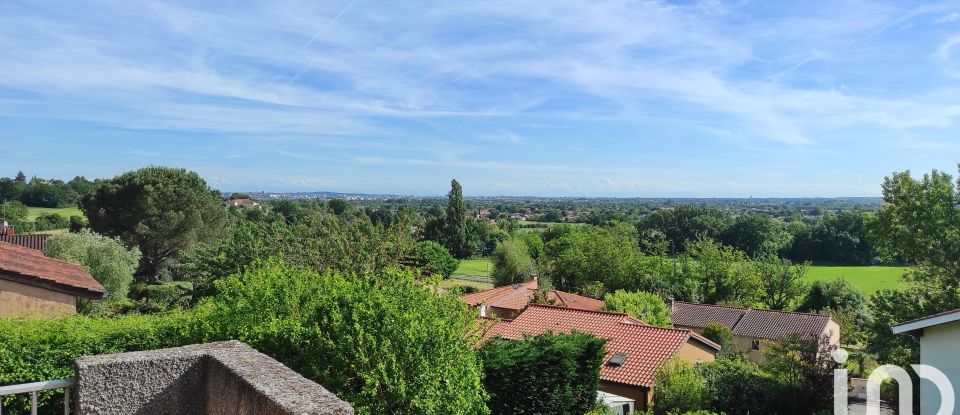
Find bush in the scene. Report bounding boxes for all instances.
[700,322,734,352]
[479,332,606,415]
[603,290,671,327]
[652,358,708,415]
[413,240,459,278]
[0,313,196,414]
[129,281,194,313]
[43,230,141,314]
[197,258,489,415]
[697,357,770,414]
[69,215,88,232]
[34,213,69,231]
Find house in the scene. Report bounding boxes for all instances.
[0,233,51,251]
[224,198,261,209]
[892,308,960,414]
[461,278,605,320]
[481,304,719,413]
[0,241,105,317]
[671,301,840,363]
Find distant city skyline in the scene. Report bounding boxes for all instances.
[2,1,960,197]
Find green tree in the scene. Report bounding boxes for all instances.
[761,334,840,415]
[0,200,29,230]
[328,198,349,215]
[20,179,78,208]
[681,239,759,305]
[0,177,25,202]
[80,167,229,282]
[755,256,809,310]
[14,170,26,183]
[491,238,536,286]
[444,179,470,258]
[636,206,732,255]
[602,290,671,327]
[797,279,866,313]
[864,167,960,367]
[413,240,459,278]
[721,213,792,258]
[479,332,606,415]
[701,322,734,353]
[201,258,489,415]
[43,230,141,314]
[652,358,708,415]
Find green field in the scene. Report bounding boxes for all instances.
[804,265,908,296]
[439,276,494,292]
[451,256,906,296]
[455,258,493,277]
[26,206,83,221]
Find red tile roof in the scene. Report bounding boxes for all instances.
[0,234,50,251]
[461,281,605,312]
[0,241,105,298]
[672,301,833,340]
[483,305,718,388]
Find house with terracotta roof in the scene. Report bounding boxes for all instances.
[481,304,719,413]
[671,301,840,363]
[0,241,105,317]
[461,278,605,320]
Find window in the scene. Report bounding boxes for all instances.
[607,353,628,367]
[751,339,761,351]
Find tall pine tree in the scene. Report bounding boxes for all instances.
[444,179,469,258]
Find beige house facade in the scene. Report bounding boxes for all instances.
[0,241,105,317]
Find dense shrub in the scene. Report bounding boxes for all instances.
[0,313,195,414]
[700,322,734,353]
[652,358,708,415]
[603,290,671,327]
[33,213,69,231]
[413,240,459,278]
[479,332,606,415]
[697,357,770,414]
[196,258,489,415]
[130,281,194,312]
[490,238,536,286]
[44,230,141,314]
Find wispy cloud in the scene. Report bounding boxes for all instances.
[2,0,960,195]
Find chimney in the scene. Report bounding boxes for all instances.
[668,296,675,314]
[0,218,11,236]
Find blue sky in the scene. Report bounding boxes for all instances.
[1,0,959,196]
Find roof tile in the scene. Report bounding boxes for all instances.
[0,241,105,298]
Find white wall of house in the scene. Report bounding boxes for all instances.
[918,320,960,415]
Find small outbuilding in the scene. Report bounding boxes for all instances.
[0,241,105,317]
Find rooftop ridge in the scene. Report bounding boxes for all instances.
[526,303,628,318]
[677,300,832,320]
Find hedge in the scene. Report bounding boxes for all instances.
[479,331,606,415]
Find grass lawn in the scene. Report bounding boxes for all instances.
[455,258,493,278]
[804,265,909,296]
[439,276,494,292]
[26,206,83,221]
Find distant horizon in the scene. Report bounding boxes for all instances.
[3,1,960,196]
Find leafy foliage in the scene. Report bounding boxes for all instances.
[754,256,809,310]
[413,240,459,278]
[700,323,734,353]
[81,167,229,281]
[652,358,708,415]
[444,179,470,258]
[479,332,606,415]
[198,258,489,415]
[491,237,536,286]
[43,230,141,314]
[603,290,671,327]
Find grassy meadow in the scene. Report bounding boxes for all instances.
[448,256,908,297]
[26,206,83,221]
[804,265,908,296]
[455,258,493,277]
